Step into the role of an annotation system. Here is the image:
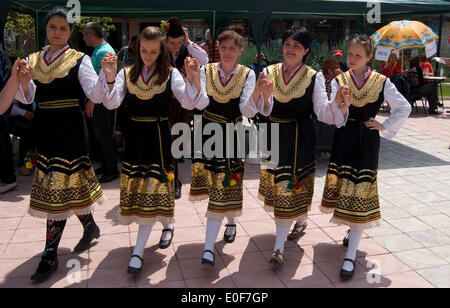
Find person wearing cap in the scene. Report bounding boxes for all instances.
[333,49,349,73]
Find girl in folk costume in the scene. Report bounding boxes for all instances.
[321,35,411,279]
[98,26,203,274]
[188,26,272,266]
[160,16,209,248]
[256,27,353,266]
[13,7,107,282]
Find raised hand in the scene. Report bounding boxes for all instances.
[185,57,201,91]
[257,72,273,101]
[10,59,27,81]
[252,72,273,105]
[18,62,33,89]
[185,57,199,78]
[101,52,117,82]
[340,85,353,107]
[261,81,273,103]
[183,27,190,45]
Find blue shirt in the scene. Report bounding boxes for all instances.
[91,42,115,75]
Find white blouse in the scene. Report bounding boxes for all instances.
[344,68,412,139]
[172,41,209,67]
[194,63,266,118]
[259,65,348,128]
[15,45,105,105]
[96,67,203,110]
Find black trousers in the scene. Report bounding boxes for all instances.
[412,82,439,110]
[92,104,118,175]
[0,114,15,183]
[8,115,33,167]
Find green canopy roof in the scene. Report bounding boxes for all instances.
[1,0,450,15]
[1,0,450,53]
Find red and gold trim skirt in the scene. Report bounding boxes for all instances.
[118,162,175,226]
[189,159,244,220]
[321,163,381,231]
[258,162,315,226]
[29,155,105,221]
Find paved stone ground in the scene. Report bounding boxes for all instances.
[0,105,449,288]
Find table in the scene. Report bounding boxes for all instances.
[423,76,446,111]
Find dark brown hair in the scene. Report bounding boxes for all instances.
[349,34,375,68]
[218,25,244,48]
[409,56,420,69]
[322,59,340,75]
[129,27,171,86]
[45,7,74,30]
[167,16,184,38]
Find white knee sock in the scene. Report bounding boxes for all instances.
[273,224,290,258]
[130,225,153,268]
[203,218,222,262]
[225,217,236,236]
[342,229,362,271]
[161,223,174,241]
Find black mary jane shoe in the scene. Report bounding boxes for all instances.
[201,250,215,266]
[342,230,350,248]
[127,255,144,274]
[340,258,356,280]
[223,224,237,243]
[30,257,59,283]
[159,228,174,249]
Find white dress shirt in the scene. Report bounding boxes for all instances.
[96,67,203,110]
[172,41,209,68]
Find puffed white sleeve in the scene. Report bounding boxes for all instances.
[239,69,258,118]
[380,78,411,139]
[96,68,127,110]
[77,55,107,104]
[250,67,273,116]
[174,66,209,110]
[313,73,348,128]
[15,56,36,104]
[187,41,209,66]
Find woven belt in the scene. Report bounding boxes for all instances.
[131,116,169,122]
[269,115,311,123]
[347,118,369,122]
[203,110,242,123]
[38,99,79,109]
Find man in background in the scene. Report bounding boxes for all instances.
[83,22,119,183]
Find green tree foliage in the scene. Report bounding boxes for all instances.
[5,12,35,57]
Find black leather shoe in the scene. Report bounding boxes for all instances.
[99,173,119,183]
[159,228,174,249]
[223,224,236,243]
[30,257,58,283]
[127,255,144,274]
[340,258,356,280]
[201,250,215,266]
[343,230,350,248]
[429,109,439,115]
[73,225,100,253]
